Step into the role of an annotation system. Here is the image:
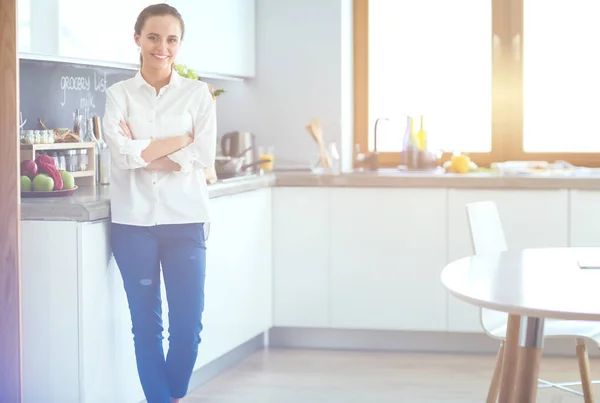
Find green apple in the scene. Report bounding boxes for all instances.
[32,174,54,192]
[21,175,32,192]
[61,171,75,190]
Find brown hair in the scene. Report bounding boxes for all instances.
[134,3,185,66]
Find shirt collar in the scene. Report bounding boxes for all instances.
[134,68,182,89]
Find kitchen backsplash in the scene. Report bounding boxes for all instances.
[19,59,134,133]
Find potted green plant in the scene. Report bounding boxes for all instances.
[174,64,225,99]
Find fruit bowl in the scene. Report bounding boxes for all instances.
[21,186,78,198]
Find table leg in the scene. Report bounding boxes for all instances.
[515,316,545,403]
[498,314,521,403]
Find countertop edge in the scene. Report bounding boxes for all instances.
[20,171,600,222]
[20,174,277,222]
[274,173,600,190]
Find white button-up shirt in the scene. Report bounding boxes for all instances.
[102,69,216,226]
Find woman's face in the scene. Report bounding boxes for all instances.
[135,15,182,71]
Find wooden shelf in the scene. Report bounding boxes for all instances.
[70,170,95,178]
[20,142,98,187]
[20,142,96,151]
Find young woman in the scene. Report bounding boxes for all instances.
[102,4,216,403]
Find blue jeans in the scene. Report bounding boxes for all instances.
[111,222,207,403]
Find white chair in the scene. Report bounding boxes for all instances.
[465,201,599,403]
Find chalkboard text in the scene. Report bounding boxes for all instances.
[60,71,108,109]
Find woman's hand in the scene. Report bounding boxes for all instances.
[119,120,133,139]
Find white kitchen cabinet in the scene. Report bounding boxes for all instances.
[570,190,600,247]
[329,188,448,332]
[19,0,59,54]
[79,220,116,403]
[18,0,255,78]
[21,219,117,403]
[18,0,32,53]
[57,0,152,65]
[446,189,569,333]
[19,0,149,65]
[168,0,256,78]
[272,187,331,327]
[195,187,272,367]
[21,221,81,403]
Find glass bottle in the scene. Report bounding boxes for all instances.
[401,116,417,169]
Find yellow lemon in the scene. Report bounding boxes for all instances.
[451,154,471,174]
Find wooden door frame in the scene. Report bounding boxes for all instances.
[0,0,23,401]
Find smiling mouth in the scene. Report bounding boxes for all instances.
[152,54,170,60]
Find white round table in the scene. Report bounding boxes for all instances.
[441,247,600,403]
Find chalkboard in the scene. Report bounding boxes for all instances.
[19,58,136,131]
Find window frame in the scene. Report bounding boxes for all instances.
[353,0,600,168]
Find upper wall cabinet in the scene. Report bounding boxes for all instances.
[18,0,153,65]
[56,0,153,65]
[173,0,256,78]
[18,0,256,79]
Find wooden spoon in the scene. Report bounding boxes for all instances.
[307,118,330,168]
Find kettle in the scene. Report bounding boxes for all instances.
[220,131,259,172]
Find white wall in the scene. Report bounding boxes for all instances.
[206,0,353,170]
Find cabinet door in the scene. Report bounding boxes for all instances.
[329,188,448,331]
[79,220,116,403]
[196,188,272,369]
[21,221,80,403]
[272,187,331,327]
[57,0,151,64]
[174,0,256,77]
[570,190,600,246]
[18,0,32,52]
[446,189,569,333]
[20,0,60,55]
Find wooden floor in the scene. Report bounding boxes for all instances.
[184,347,600,402]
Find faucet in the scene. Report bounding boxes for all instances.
[373,117,388,153]
[361,117,388,171]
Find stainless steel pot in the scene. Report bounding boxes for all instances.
[220,131,259,172]
[214,155,272,178]
[215,156,244,175]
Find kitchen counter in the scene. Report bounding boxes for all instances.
[20,169,600,221]
[276,169,600,190]
[20,173,276,222]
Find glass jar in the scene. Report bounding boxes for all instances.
[77,149,88,171]
[65,150,78,172]
[46,130,55,144]
[33,130,41,144]
[99,142,110,184]
[23,130,34,145]
[57,151,66,171]
[47,152,59,169]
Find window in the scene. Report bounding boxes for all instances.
[368,0,492,154]
[355,0,600,167]
[523,0,600,153]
